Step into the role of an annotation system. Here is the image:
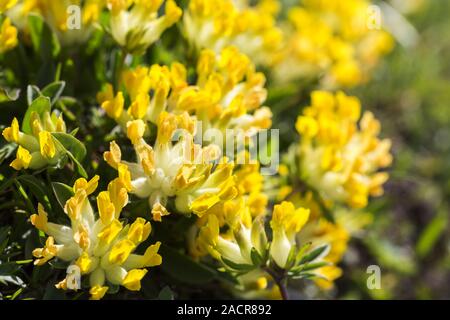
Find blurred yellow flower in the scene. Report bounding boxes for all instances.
[184,0,282,65]
[0,17,18,53]
[296,91,392,209]
[107,0,181,54]
[273,0,393,88]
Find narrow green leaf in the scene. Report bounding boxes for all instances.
[416,210,448,258]
[298,244,330,265]
[160,245,217,285]
[52,132,86,161]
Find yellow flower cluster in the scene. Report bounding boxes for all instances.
[274,0,394,87]
[0,17,17,53]
[295,91,393,209]
[0,0,399,300]
[98,46,272,139]
[30,175,162,300]
[184,0,283,65]
[107,0,182,54]
[104,116,238,221]
[2,108,67,170]
[193,198,330,294]
[3,0,102,45]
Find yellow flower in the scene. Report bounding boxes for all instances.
[0,17,17,53]
[122,269,147,291]
[100,47,272,142]
[270,201,310,268]
[105,115,239,220]
[10,145,32,170]
[273,0,393,88]
[107,0,182,54]
[0,0,18,13]
[4,0,103,45]
[30,176,162,299]
[38,131,56,159]
[89,285,109,300]
[296,91,392,209]
[2,110,72,170]
[101,91,124,120]
[184,0,282,65]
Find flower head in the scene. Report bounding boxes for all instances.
[4,0,103,45]
[296,91,392,208]
[104,116,238,220]
[107,0,182,54]
[2,108,71,171]
[98,46,272,142]
[30,175,162,299]
[0,17,18,53]
[274,0,393,87]
[184,0,282,65]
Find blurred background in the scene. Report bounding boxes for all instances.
[269,0,450,299]
[347,0,450,299]
[274,0,450,299]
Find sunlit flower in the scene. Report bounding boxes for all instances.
[107,0,182,54]
[183,0,282,65]
[295,91,393,208]
[98,46,272,143]
[2,109,70,170]
[104,116,238,221]
[30,175,162,299]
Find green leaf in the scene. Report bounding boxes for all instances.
[157,286,174,300]
[0,262,20,276]
[16,175,51,211]
[221,257,255,272]
[0,226,11,254]
[416,210,448,259]
[160,245,217,285]
[28,14,60,59]
[22,96,51,134]
[43,283,66,300]
[51,182,74,210]
[250,247,263,266]
[27,85,41,106]
[51,137,88,178]
[298,244,330,265]
[290,261,330,274]
[41,81,66,105]
[52,132,86,162]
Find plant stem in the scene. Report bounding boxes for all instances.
[114,48,127,91]
[263,267,290,300]
[276,277,289,300]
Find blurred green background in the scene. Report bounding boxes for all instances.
[340,0,450,299]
